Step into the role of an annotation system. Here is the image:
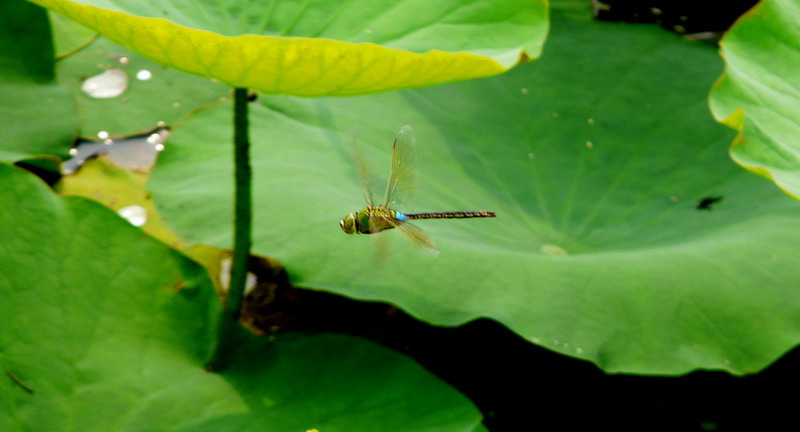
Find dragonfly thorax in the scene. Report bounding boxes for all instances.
[340,207,400,235]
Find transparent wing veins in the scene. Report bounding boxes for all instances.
[380,215,437,252]
[380,125,418,210]
[350,128,379,207]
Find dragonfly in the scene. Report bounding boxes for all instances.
[339,125,496,251]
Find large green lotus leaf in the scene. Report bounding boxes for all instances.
[149,10,800,375]
[55,34,229,137]
[28,0,547,96]
[0,0,76,161]
[710,0,800,199]
[0,163,483,431]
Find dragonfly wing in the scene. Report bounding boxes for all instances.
[379,214,437,252]
[350,128,380,207]
[396,222,438,252]
[381,125,418,210]
[370,230,391,265]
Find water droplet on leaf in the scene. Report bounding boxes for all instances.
[117,205,147,227]
[81,69,128,99]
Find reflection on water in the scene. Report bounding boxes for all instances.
[63,127,169,174]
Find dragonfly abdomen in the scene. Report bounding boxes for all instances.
[405,211,496,220]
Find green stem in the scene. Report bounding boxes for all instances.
[207,88,252,371]
[227,87,252,318]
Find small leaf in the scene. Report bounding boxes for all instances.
[710,0,800,199]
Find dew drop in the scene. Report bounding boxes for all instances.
[136,69,152,81]
[97,131,110,139]
[117,205,147,227]
[81,69,129,99]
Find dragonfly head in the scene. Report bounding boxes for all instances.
[339,213,357,234]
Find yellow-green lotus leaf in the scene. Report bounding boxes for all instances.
[31,0,548,96]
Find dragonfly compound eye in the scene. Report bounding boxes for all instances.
[340,214,357,234]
